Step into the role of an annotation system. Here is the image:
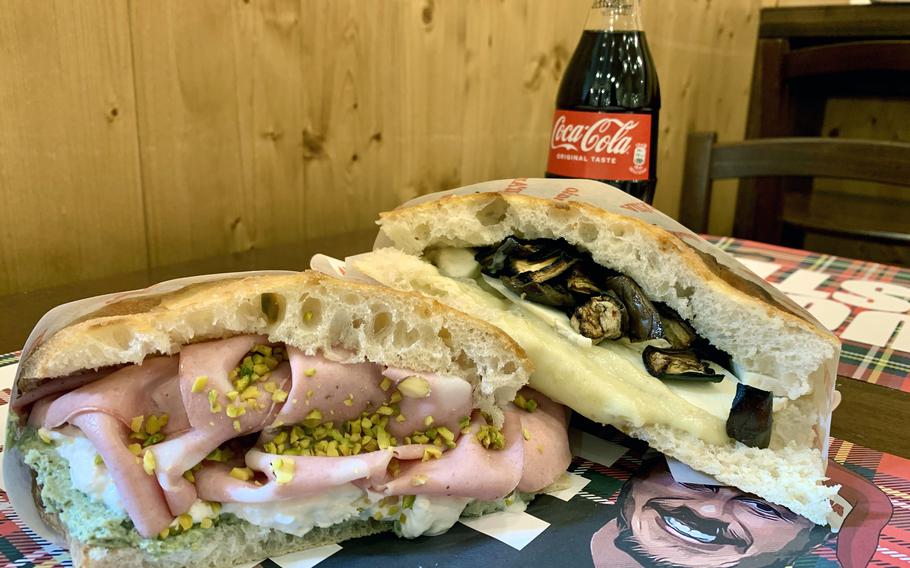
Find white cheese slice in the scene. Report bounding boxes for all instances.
[483,276,739,422]
[378,258,735,445]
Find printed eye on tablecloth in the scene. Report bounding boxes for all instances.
[0,353,907,568]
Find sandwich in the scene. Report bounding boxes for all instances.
[5,270,572,567]
[346,180,842,525]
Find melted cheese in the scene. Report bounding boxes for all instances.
[424,249,738,445]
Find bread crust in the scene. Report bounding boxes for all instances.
[378,192,839,400]
[381,193,830,344]
[18,270,530,388]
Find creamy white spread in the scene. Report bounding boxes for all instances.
[397,495,471,538]
[49,428,127,518]
[222,485,365,537]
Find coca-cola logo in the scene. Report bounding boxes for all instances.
[549,115,639,155]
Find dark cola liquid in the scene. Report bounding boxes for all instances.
[546,30,661,203]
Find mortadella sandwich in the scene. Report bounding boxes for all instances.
[5,271,572,567]
[348,179,842,525]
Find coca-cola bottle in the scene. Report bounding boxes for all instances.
[545,0,661,204]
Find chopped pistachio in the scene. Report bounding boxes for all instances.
[208,390,222,413]
[395,414,406,423]
[424,415,434,427]
[304,409,323,427]
[233,420,242,432]
[229,467,254,481]
[411,474,428,487]
[241,385,261,400]
[376,405,394,416]
[436,426,455,442]
[272,389,288,403]
[191,376,209,393]
[200,518,213,529]
[476,425,506,450]
[253,344,273,357]
[273,457,295,484]
[177,514,193,531]
[263,382,277,393]
[94,454,104,466]
[226,390,239,401]
[130,416,144,434]
[398,375,431,398]
[159,528,170,539]
[522,428,532,441]
[37,428,53,444]
[145,414,167,435]
[402,495,416,509]
[183,470,196,483]
[226,404,241,418]
[379,376,392,391]
[304,368,317,377]
[513,393,539,413]
[143,449,156,475]
[389,391,403,404]
[422,447,443,462]
[128,443,142,456]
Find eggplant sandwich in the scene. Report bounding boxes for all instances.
[5,271,572,567]
[351,188,842,525]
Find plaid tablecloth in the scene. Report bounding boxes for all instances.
[707,237,910,393]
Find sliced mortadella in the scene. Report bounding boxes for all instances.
[27,395,58,429]
[196,448,396,503]
[44,356,181,429]
[151,374,191,434]
[377,412,524,500]
[382,367,473,439]
[511,388,572,493]
[152,429,226,516]
[274,348,387,427]
[178,334,274,429]
[13,368,112,414]
[155,335,288,515]
[71,412,173,538]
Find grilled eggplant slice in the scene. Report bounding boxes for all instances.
[642,346,724,382]
[500,278,576,308]
[726,383,773,448]
[656,305,698,349]
[566,266,604,296]
[475,237,525,276]
[605,276,663,341]
[570,292,627,343]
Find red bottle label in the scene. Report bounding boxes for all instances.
[546,110,652,180]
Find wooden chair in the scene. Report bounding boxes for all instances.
[737,5,910,245]
[679,132,910,244]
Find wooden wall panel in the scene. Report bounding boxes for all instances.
[130,1,251,266]
[0,0,762,295]
[642,0,760,232]
[0,0,146,295]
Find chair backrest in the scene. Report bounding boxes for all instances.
[679,132,910,236]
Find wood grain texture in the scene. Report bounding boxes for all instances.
[0,0,762,294]
[0,0,146,295]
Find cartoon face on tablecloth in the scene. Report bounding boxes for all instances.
[590,457,892,568]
